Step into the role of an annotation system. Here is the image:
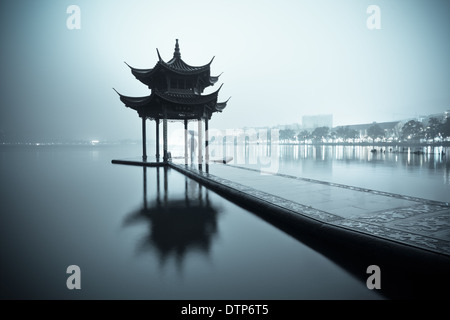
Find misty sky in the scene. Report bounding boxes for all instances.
[0,0,449,142]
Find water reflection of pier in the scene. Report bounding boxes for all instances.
[123,166,220,268]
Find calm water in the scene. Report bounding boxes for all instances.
[277,144,450,203]
[1,142,448,299]
[215,143,450,203]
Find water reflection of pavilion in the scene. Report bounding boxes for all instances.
[123,166,220,268]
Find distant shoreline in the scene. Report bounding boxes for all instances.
[1,141,449,149]
[278,141,450,148]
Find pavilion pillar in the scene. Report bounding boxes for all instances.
[205,116,209,173]
[198,119,203,170]
[155,119,160,162]
[141,117,147,161]
[163,113,168,162]
[184,119,188,165]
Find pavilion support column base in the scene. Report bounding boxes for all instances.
[142,117,147,162]
[198,119,203,167]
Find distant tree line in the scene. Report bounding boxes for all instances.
[278,116,450,145]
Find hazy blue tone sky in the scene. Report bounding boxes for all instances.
[0,0,449,141]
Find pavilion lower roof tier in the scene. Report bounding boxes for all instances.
[115,89,228,120]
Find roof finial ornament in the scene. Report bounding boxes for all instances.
[173,39,181,59]
[156,48,162,61]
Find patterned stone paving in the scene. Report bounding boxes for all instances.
[393,210,450,237]
[349,204,448,223]
[332,219,450,253]
[170,163,450,256]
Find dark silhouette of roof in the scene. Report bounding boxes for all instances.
[115,39,229,119]
[124,39,220,92]
[114,87,229,120]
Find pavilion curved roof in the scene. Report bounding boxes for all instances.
[125,39,220,88]
[113,86,228,119]
[160,52,214,75]
[156,86,222,106]
[115,40,228,120]
[127,57,214,77]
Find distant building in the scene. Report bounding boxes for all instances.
[302,114,333,130]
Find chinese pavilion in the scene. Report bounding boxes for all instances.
[114,39,229,166]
